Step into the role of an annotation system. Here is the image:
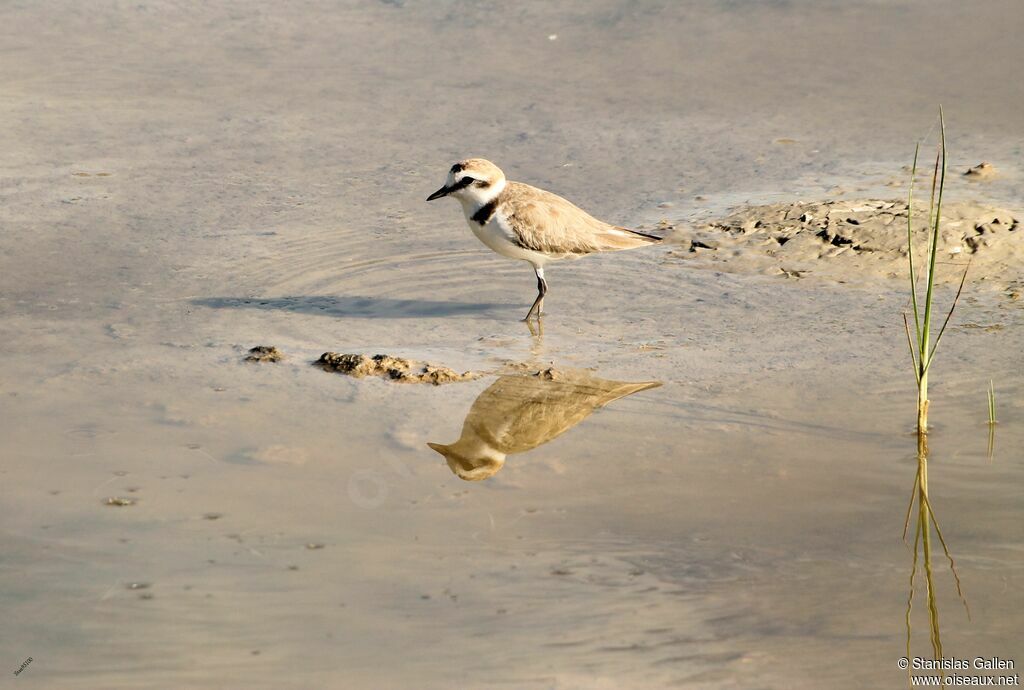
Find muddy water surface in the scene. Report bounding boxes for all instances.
[1,1,1022,688]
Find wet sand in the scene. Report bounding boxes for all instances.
[667,198,1022,288]
[2,1,1023,688]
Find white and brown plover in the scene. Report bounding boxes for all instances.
[427,158,661,320]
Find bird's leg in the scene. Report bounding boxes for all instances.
[536,268,547,317]
[523,267,547,321]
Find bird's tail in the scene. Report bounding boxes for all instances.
[616,226,662,242]
[595,225,663,252]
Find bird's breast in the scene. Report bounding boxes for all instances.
[464,210,542,264]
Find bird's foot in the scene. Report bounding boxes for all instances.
[524,316,544,337]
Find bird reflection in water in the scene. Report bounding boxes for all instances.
[427,368,661,481]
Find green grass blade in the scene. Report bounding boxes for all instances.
[919,109,947,376]
[903,313,921,383]
[907,143,922,347]
[927,144,940,248]
[924,259,970,373]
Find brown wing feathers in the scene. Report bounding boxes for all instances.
[501,182,659,256]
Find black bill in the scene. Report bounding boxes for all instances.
[426,185,450,201]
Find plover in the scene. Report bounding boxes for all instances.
[427,369,661,480]
[427,158,661,320]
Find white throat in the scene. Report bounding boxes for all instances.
[457,178,506,215]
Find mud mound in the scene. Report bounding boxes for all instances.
[668,199,1022,287]
[315,353,479,385]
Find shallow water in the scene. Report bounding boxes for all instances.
[2,1,1022,688]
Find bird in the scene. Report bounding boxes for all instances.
[426,158,661,321]
[427,368,661,481]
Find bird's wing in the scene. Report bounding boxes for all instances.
[465,372,662,454]
[501,182,659,256]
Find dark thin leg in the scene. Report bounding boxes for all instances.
[523,268,547,321]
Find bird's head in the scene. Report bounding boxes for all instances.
[426,158,505,205]
[426,440,506,481]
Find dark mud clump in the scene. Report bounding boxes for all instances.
[245,345,284,363]
[963,162,997,180]
[315,353,479,385]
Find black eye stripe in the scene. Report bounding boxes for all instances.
[447,175,490,192]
